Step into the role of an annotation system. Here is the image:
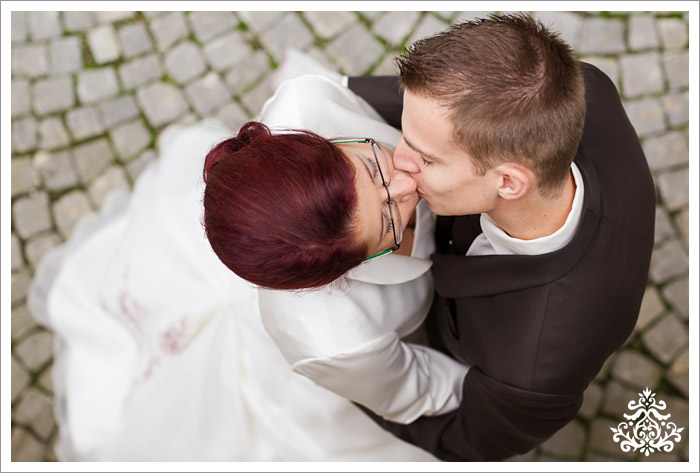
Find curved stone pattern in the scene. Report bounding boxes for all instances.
[10,10,690,462]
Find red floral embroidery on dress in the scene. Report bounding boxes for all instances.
[161,317,189,355]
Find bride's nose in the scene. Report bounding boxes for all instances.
[387,170,417,203]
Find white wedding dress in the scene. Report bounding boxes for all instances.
[28,75,468,461]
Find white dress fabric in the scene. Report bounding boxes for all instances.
[28,75,467,462]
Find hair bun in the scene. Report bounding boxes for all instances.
[203,121,271,182]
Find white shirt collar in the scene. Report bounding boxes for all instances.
[467,162,585,256]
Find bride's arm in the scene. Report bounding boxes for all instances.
[258,279,469,424]
[290,332,469,424]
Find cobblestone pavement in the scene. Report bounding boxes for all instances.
[10,10,690,462]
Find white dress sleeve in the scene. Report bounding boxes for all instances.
[258,273,470,424]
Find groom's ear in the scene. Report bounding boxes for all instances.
[495,163,532,200]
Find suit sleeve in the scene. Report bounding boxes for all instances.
[357,367,583,461]
[347,76,404,129]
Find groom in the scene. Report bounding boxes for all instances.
[348,13,655,461]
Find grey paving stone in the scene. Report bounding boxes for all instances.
[12,116,38,153]
[187,11,238,43]
[327,23,385,75]
[62,11,96,32]
[662,91,689,126]
[11,426,45,461]
[663,277,688,320]
[214,102,250,131]
[584,56,622,89]
[25,232,61,270]
[72,138,114,182]
[38,367,54,395]
[611,349,663,391]
[11,157,39,197]
[533,12,584,51]
[452,11,494,23]
[540,419,585,458]
[656,168,689,212]
[12,192,52,239]
[303,11,359,39]
[15,331,53,372]
[407,14,450,46]
[589,418,638,459]
[628,14,659,50]
[14,388,54,440]
[639,451,680,462]
[236,11,285,34]
[185,72,232,116]
[373,11,420,46]
[595,352,615,381]
[240,81,275,118]
[66,106,105,141]
[643,131,688,171]
[11,11,27,42]
[164,41,207,84]
[119,54,163,90]
[98,95,141,128]
[127,149,156,181]
[224,50,272,94]
[259,13,314,61]
[12,43,48,77]
[666,347,688,396]
[663,395,689,434]
[675,207,689,252]
[118,22,154,58]
[653,206,675,246]
[142,11,167,20]
[642,311,687,361]
[578,382,603,420]
[203,32,250,71]
[11,268,31,305]
[88,25,122,64]
[637,285,665,332]
[623,98,665,137]
[110,118,151,159]
[504,449,536,462]
[95,11,135,24]
[11,233,24,271]
[372,52,400,76]
[77,67,119,104]
[662,51,689,90]
[34,150,79,192]
[657,18,688,49]
[49,36,83,75]
[27,11,61,41]
[650,238,689,284]
[11,357,30,403]
[137,82,189,127]
[11,79,31,118]
[53,190,94,239]
[150,11,189,51]
[11,303,34,339]
[620,52,665,98]
[89,166,132,209]
[38,117,71,149]
[580,17,625,54]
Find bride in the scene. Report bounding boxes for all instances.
[28,73,468,461]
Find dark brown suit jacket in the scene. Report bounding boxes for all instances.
[349,63,655,461]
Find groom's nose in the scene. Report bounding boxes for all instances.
[392,138,421,174]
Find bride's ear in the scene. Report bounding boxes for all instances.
[495,163,531,200]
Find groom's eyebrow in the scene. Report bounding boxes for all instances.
[403,136,442,162]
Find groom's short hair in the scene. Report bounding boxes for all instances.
[397,13,586,197]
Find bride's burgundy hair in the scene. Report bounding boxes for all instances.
[203,121,367,290]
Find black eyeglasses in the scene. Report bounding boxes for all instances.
[331,138,402,261]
